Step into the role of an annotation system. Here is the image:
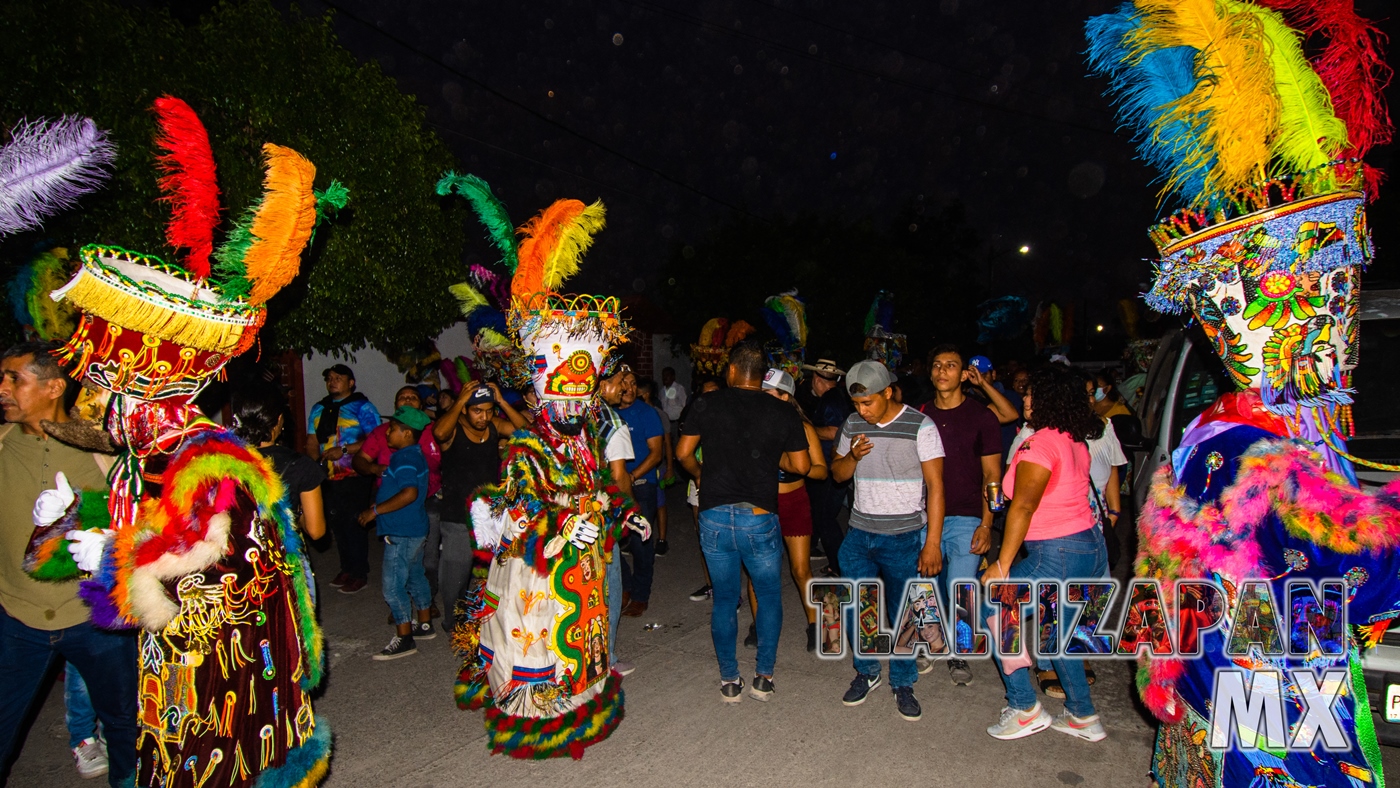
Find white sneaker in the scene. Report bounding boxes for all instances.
[1050,711,1107,742]
[916,655,936,675]
[73,737,108,779]
[986,702,1053,740]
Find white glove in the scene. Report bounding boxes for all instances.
[66,529,113,573]
[625,513,652,541]
[33,471,75,528]
[562,514,599,549]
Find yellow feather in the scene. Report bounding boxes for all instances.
[448,282,489,317]
[542,200,606,291]
[243,144,318,305]
[1130,0,1279,204]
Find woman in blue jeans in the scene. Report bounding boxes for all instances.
[982,365,1109,742]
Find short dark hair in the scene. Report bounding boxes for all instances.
[231,385,288,445]
[849,382,868,395]
[728,341,766,381]
[928,343,964,366]
[1,341,64,380]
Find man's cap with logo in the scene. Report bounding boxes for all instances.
[466,386,496,405]
[802,358,845,379]
[845,360,893,396]
[322,363,354,380]
[762,368,796,396]
[390,405,432,431]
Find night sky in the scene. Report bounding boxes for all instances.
[299,0,1398,313]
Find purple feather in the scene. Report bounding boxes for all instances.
[0,116,116,236]
[469,263,512,310]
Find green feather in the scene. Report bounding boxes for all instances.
[1231,1,1348,174]
[440,171,519,273]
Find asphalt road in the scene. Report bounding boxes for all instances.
[7,487,1398,787]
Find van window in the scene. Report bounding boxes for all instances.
[1352,321,1400,437]
[1169,337,1229,452]
[1139,330,1183,440]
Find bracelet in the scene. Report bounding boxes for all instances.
[372,504,378,516]
[1106,509,1119,516]
[975,524,990,530]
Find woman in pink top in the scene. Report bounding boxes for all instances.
[981,365,1109,744]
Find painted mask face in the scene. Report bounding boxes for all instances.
[1152,191,1369,410]
[520,322,608,403]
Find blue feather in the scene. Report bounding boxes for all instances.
[466,306,507,338]
[761,303,792,348]
[7,263,33,326]
[1086,6,1207,201]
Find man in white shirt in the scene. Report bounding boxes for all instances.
[660,367,687,430]
[598,369,637,675]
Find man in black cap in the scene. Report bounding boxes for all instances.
[432,381,528,630]
[797,358,851,575]
[307,364,382,594]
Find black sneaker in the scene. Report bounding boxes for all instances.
[688,584,713,602]
[655,539,669,556]
[806,622,817,652]
[948,658,973,686]
[720,678,744,703]
[842,672,882,706]
[413,621,437,641]
[373,634,417,661]
[749,675,775,702]
[743,622,757,648]
[894,685,922,721]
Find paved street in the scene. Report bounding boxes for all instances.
[7,488,1399,787]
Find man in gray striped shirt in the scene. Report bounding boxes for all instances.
[830,360,946,722]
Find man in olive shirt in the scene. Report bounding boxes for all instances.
[0,342,137,787]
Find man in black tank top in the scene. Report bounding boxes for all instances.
[432,382,528,629]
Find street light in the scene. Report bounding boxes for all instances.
[1018,244,1031,254]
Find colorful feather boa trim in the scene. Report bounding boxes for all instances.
[99,431,324,686]
[470,671,623,760]
[1135,436,1400,720]
[252,718,330,788]
[23,488,110,581]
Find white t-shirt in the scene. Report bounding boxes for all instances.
[1086,419,1127,496]
[661,381,687,421]
[605,422,634,464]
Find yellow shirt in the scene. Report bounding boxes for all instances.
[0,427,109,631]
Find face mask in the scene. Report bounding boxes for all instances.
[1093,388,1106,402]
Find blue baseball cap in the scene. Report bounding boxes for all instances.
[969,355,993,374]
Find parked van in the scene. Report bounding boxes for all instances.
[1129,291,1400,744]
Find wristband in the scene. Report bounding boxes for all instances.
[1106,509,1119,516]
[372,504,378,517]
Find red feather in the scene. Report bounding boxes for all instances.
[1254,0,1393,183]
[153,96,221,278]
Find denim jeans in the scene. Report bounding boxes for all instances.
[424,497,442,595]
[938,515,984,611]
[382,535,432,625]
[0,608,138,787]
[64,662,97,748]
[995,527,1108,718]
[839,525,925,688]
[438,519,474,626]
[699,504,784,680]
[608,544,622,662]
[621,483,658,603]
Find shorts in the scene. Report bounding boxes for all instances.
[777,487,812,538]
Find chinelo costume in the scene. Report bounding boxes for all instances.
[1087,2,1399,785]
[23,96,346,788]
[451,195,650,759]
[689,316,754,378]
[861,290,906,372]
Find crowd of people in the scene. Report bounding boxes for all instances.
[0,331,1148,781]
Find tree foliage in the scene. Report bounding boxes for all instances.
[0,0,467,354]
[661,204,983,367]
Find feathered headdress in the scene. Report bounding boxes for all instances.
[511,198,606,303]
[52,97,347,400]
[0,116,115,236]
[762,289,809,377]
[861,290,906,371]
[7,247,77,340]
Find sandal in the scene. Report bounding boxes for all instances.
[1038,669,1065,700]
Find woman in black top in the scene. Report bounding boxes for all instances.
[231,386,328,541]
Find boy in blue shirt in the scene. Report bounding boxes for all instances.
[358,406,434,660]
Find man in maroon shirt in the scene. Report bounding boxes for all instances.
[918,344,1016,686]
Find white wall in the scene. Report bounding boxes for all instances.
[300,322,475,418]
[650,333,692,392]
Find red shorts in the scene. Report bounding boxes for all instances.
[778,488,812,538]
